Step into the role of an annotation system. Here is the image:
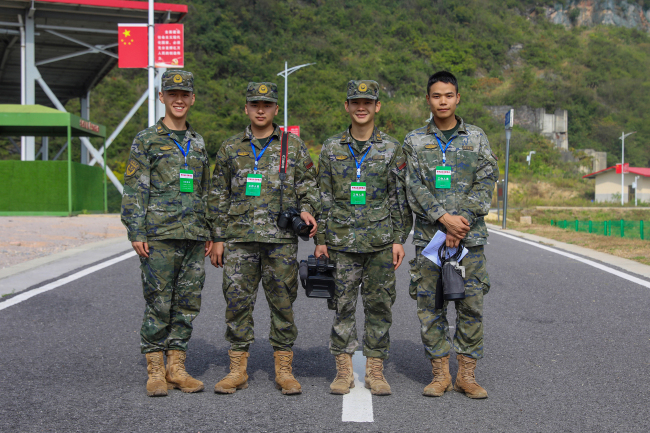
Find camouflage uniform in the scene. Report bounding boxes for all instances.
[403,115,498,360]
[208,82,320,352]
[121,70,211,354]
[317,80,412,359]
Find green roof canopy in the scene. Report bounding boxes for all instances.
[0,104,106,138]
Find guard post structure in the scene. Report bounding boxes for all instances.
[0,104,107,216]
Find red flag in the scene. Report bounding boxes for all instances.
[616,163,630,174]
[118,24,148,68]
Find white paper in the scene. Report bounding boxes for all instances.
[422,231,468,267]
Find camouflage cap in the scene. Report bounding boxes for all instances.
[347,80,379,100]
[246,82,278,102]
[161,70,194,92]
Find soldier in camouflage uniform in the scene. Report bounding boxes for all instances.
[209,82,320,396]
[403,71,498,399]
[315,80,412,396]
[121,70,211,397]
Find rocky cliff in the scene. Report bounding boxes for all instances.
[546,0,650,32]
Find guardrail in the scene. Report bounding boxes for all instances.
[551,219,646,240]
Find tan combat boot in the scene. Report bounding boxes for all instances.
[145,351,168,397]
[165,350,204,393]
[454,354,488,399]
[273,351,302,395]
[330,353,355,395]
[364,357,391,396]
[214,350,250,394]
[423,355,452,397]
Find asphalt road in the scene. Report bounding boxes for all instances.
[1,233,649,433]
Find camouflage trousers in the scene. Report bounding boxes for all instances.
[328,248,396,359]
[409,245,490,360]
[139,239,205,354]
[223,242,299,352]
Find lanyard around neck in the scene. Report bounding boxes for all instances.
[251,136,274,172]
[348,143,372,181]
[434,134,456,166]
[169,134,191,168]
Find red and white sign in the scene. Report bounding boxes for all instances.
[118,24,147,68]
[155,24,184,68]
[279,126,300,137]
[118,23,184,68]
[616,163,630,174]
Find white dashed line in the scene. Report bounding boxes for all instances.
[341,351,374,422]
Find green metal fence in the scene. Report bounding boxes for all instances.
[551,219,647,240]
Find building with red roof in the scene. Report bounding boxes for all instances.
[583,166,650,203]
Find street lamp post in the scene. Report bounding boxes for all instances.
[277,61,315,131]
[619,131,636,206]
[526,151,536,166]
[503,109,514,229]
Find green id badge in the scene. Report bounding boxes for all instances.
[435,166,451,189]
[179,169,194,193]
[245,174,263,196]
[351,182,367,205]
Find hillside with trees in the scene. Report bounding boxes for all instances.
[3,0,650,208]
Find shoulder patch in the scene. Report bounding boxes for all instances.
[397,161,407,171]
[462,145,474,151]
[237,151,250,156]
[126,159,139,177]
[491,152,499,161]
[425,144,437,149]
[160,146,173,151]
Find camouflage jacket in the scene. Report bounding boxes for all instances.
[403,116,498,248]
[208,124,320,244]
[121,119,211,242]
[316,126,412,253]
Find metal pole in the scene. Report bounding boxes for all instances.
[148,0,155,126]
[67,125,72,216]
[502,130,511,229]
[635,175,640,207]
[621,131,624,206]
[284,61,288,131]
[103,138,107,213]
[18,15,25,160]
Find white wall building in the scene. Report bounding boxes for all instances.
[583,166,650,203]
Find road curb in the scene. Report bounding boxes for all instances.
[487,223,650,279]
[0,236,132,297]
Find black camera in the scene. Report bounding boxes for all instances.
[299,254,336,299]
[277,207,313,241]
[435,242,466,310]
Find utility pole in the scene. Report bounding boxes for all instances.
[148,0,155,126]
[634,175,640,207]
[503,109,513,229]
[619,131,635,206]
[276,62,315,131]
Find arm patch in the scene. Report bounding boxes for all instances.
[491,152,499,161]
[126,159,139,177]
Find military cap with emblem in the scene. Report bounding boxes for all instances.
[161,70,194,92]
[347,80,379,100]
[246,82,278,102]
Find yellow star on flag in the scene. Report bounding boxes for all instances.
[123,29,131,37]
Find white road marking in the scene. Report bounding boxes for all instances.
[488,230,650,289]
[0,251,137,311]
[341,351,374,423]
